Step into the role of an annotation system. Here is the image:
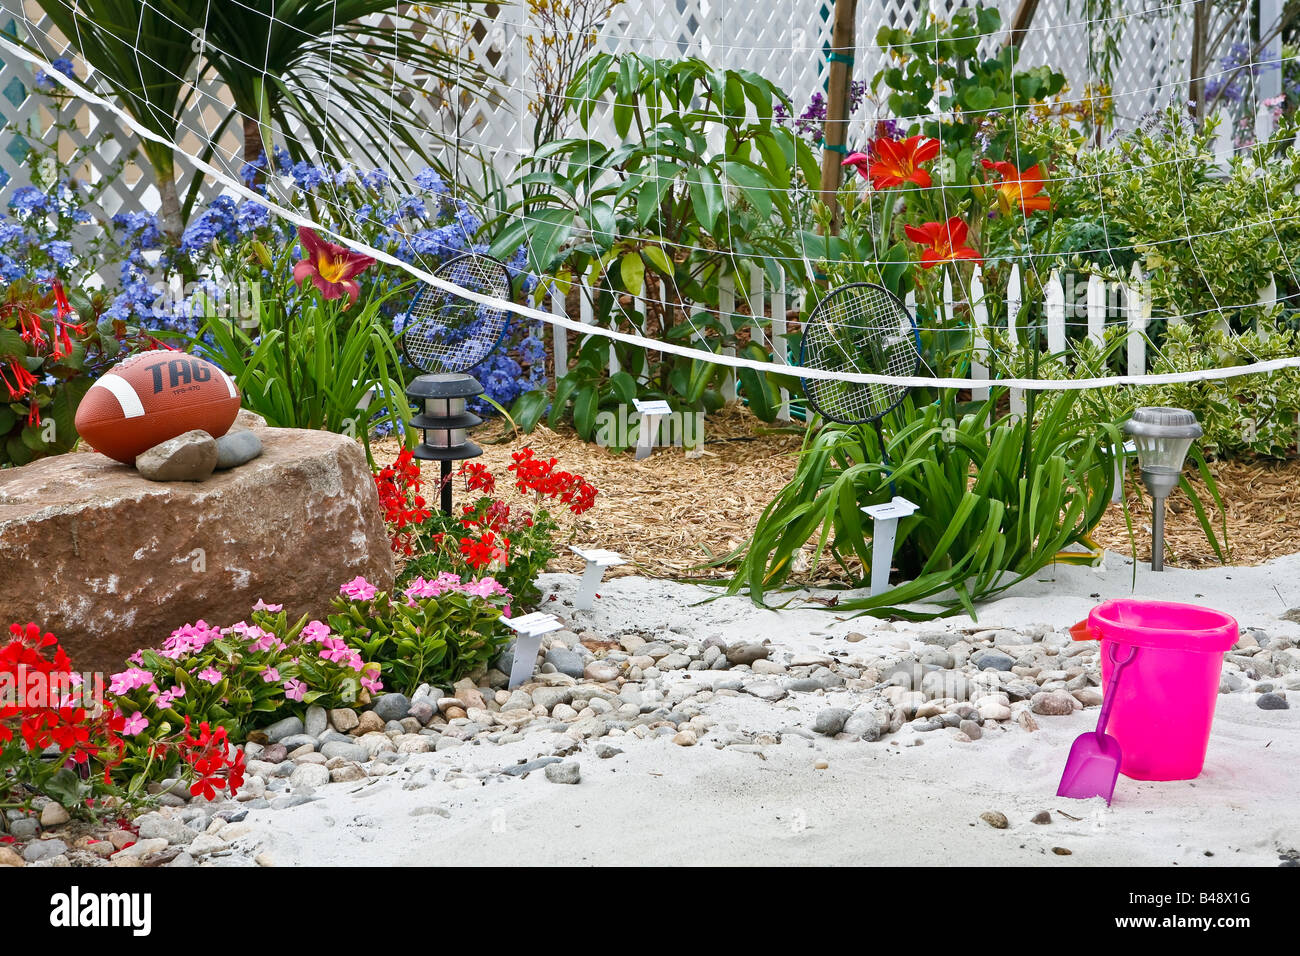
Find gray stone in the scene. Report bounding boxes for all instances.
[744,682,787,702]
[23,839,67,862]
[1257,692,1290,710]
[844,711,884,741]
[1031,691,1077,716]
[959,719,983,740]
[214,429,263,470]
[372,693,411,722]
[289,764,330,789]
[921,670,971,701]
[277,734,318,751]
[135,812,196,845]
[544,761,581,784]
[263,716,303,743]
[135,430,218,482]
[726,642,769,666]
[812,707,852,736]
[408,699,436,725]
[304,705,327,738]
[8,818,39,841]
[270,794,316,810]
[544,648,585,679]
[972,649,1015,671]
[595,743,624,759]
[502,756,562,777]
[531,686,573,711]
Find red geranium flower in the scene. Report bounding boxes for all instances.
[904,217,983,269]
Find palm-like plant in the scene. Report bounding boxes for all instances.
[161,0,486,172]
[30,0,201,236]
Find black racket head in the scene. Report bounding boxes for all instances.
[798,281,922,425]
[400,253,513,373]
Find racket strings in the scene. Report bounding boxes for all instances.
[402,254,512,373]
[802,284,921,424]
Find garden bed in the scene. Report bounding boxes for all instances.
[374,407,1300,583]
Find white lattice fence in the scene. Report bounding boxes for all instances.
[0,0,1261,220]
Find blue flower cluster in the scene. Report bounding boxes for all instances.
[3,152,547,412]
[34,57,76,91]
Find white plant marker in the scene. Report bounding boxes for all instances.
[633,398,671,460]
[501,612,564,689]
[861,497,919,598]
[570,545,626,610]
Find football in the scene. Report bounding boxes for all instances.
[74,350,242,464]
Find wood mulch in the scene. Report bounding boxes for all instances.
[371,407,1300,580]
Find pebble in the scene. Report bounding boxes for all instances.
[726,642,769,666]
[329,708,360,733]
[214,429,263,470]
[1030,691,1078,716]
[544,761,581,784]
[545,648,586,679]
[372,693,411,722]
[972,649,1015,672]
[289,764,330,789]
[263,716,304,743]
[979,811,1009,829]
[304,705,328,737]
[1257,692,1290,710]
[812,707,851,736]
[23,839,68,863]
[1031,811,1052,824]
[135,430,217,482]
[39,804,70,827]
[673,730,698,746]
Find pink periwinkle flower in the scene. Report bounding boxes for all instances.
[283,679,307,702]
[360,667,383,694]
[253,598,283,612]
[122,711,149,736]
[299,620,331,644]
[196,667,223,685]
[108,667,155,696]
[262,667,281,683]
[340,576,377,601]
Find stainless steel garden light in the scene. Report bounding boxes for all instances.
[406,373,485,515]
[1123,407,1203,572]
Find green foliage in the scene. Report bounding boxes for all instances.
[496,52,816,431]
[725,389,1122,617]
[328,585,511,695]
[193,251,408,449]
[1063,108,1300,334]
[873,3,1066,153]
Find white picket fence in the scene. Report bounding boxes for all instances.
[531,259,1226,417]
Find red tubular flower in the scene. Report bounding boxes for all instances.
[904,217,983,269]
[292,227,375,308]
[844,135,941,190]
[981,159,1051,215]
[0,361,38,400]
[49,280,85,359]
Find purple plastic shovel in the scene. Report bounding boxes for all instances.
[1056,640,1138,804]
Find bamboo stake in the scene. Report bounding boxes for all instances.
[818,0,857,236]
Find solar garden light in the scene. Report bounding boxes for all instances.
[1123,407,1203,572]
[501,612,564,688]
[406,373,485,515]
[860,496,919,597]
[569,546,626,610]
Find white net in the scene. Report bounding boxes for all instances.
[3,0,1300,395]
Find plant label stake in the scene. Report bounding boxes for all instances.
[633,399,671,460]
[861,497,919,597]
[570,546,625,610]
[501,612,564,689]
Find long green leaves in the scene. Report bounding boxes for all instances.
[193,286,408,459]
[724,389,1121,617]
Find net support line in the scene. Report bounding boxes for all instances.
[8,34,1300,393]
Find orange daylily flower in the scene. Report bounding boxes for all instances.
[981,159,1052,215]
[903,217,982,269]
[842,135,941,190]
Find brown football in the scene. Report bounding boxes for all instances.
[74,350,242,464]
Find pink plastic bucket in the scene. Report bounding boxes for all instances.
[1074,600,1238,781]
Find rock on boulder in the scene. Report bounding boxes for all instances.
[0,427,393,671]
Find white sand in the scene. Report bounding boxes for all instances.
[244,552,1300,867]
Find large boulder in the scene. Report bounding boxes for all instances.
[0,426,394,671]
